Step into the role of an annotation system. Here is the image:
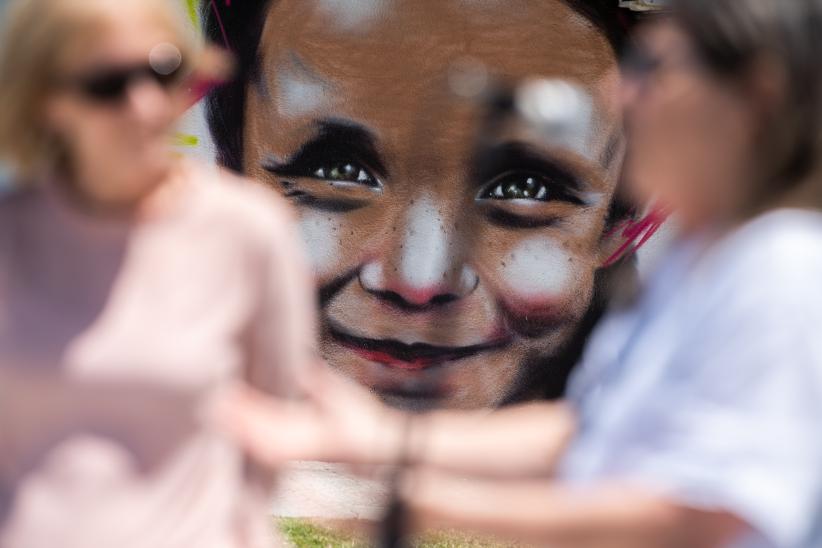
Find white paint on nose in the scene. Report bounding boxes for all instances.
[399,195,452,291]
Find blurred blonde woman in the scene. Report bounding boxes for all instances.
[0,0,316,547]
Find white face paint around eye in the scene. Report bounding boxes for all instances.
[399,195,453,289]
[515,79,597,161]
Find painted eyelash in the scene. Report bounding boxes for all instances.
[275,178,370,213]
[278,179,308,199]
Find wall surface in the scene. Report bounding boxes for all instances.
[0,0,672,410]
[188,0,674,411]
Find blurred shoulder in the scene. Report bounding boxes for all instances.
[726,208,822,273]
[702,208,822,310]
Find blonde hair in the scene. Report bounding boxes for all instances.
[0,0,198,181]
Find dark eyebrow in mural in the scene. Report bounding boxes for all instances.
[473,141,588,194]
[263,119,388,179]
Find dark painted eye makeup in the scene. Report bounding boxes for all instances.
[473,142,588,205]
[262,119,386,190]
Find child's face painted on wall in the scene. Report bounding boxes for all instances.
[244,0,625,409]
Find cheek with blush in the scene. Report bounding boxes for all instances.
[493,237,593,326]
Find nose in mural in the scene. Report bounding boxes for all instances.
[359,195,478,309]
[323,194,513,404]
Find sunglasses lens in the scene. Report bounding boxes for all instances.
[80,71,131,102]
[67,59,185,104]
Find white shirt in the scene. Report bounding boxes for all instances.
[560,209,822,548]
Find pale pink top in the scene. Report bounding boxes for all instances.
[0,161,317,548]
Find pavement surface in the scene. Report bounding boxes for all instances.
[272,462,391,521]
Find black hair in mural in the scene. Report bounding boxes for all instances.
[201,0,639,172]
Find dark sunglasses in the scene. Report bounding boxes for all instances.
[60,61,186,103]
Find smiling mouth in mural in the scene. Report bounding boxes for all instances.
[327,321,512,371]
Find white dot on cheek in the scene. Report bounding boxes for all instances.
[502,239,574,302]
[298,212,343,278]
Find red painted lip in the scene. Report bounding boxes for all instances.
[327,321,511,371]
[344,346,469,371]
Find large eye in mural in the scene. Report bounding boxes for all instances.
[312,161,377,187]
[478,171,584,204]
[264,122,386,192]
[480,172,550,201]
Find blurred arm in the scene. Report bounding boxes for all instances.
[245,195,319,398]
[407,402,574,478]
[218,379,573,479]
[404,470,746,548]
[233,188,319,496]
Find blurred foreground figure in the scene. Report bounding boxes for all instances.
[0,0,316,546]
[219,0,822,547]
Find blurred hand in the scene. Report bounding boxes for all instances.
[213,363,405,468]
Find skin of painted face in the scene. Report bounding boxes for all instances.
[622,22,762,233]
[43,0,184,210]
[244,0,626,409]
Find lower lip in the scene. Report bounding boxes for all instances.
[345,346,449,371]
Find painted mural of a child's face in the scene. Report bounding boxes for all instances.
[241,0,627,409]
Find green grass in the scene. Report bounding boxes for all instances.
[280,519,366,548]
[278,518,514,548]
[417,531,513,548]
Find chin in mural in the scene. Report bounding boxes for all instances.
[203,0,637,409]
